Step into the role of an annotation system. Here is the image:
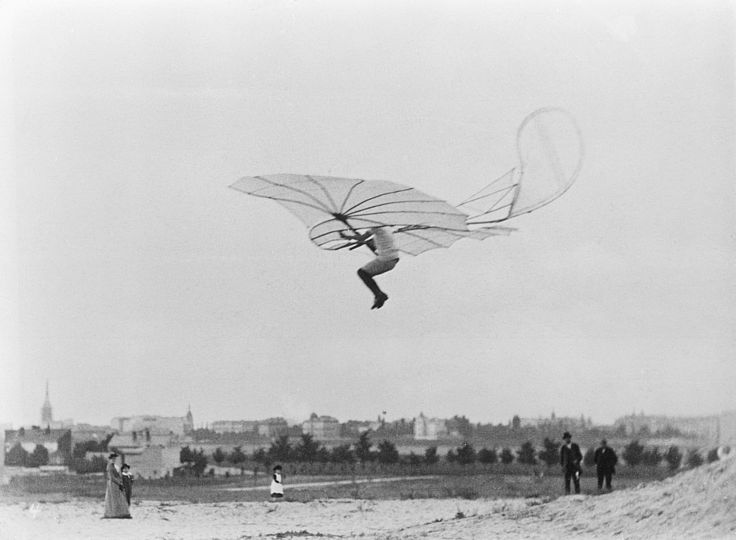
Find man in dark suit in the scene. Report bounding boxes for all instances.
[594,439,618,491]
[560,431,583,494]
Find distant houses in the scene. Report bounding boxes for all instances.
[211,420,258,434]
[257,418,290,438]
[110,406,194,437]
[614,413,721,443]
[414,413,449,440]
[302,413,340,440]
[519,412,592,431]
[6,382,736,481]
[4,427,72,466]
[107,430,182,479]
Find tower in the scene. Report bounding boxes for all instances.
[41,381,53,427]
[184,404,194,434]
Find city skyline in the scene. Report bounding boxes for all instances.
[4,381,732,430]
[1,2,734,431]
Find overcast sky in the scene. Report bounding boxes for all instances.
[1,0,734,429]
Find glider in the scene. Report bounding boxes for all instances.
[230,107,583,256]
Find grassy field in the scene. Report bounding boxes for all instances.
[0,466,675,504]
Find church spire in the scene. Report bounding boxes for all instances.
[41,381,53,426]
[184,403,194,434]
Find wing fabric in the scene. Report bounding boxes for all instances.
[230,174,474,254]
[391,225,515,256]
[230,109,580,255]
[458,168,518,226]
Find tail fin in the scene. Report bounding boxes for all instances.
[458,107,583,226]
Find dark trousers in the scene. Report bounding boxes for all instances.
[564,470,580,494]
[597,470,612,490]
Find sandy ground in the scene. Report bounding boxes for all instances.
[1,457,734,539]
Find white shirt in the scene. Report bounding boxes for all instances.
[270,472,284,495]
[371,227,399,260]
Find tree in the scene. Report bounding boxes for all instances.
[686,450,704,469]
[583,447,596,467]
[212,447,226,465]
[73,440,101,459]
[500,448,514,465]
[424,446,439,465]
[180,446,208,476]
[180,445,195,464]
[230,446,247,464]
[622,440,645,467]
[477,448,498,465]
[376,440,399,464]
[455,442,476,465]
[269,435,293,462]
[28,444,50,467]
[511,415,521,430]
[316,447,331,463]
[330,444,354,464]
[664,446,682,471]
[538,438,559,467]
[706,448,720,463]
[517,441,537,465]
[355,431,374,463]
[253,448,269,465]
[192,448,208,476]
[641,447,662,466]
[72,437,111,459]
[295,433,320,463]
[5,442,29,466]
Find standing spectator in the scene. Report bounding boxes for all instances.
[121,463,134,505]
[103,453,131,518]
[270,464,284,500]
[594,439,618,491]
[560,432,583,494]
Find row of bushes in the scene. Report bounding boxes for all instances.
[205,434,720,471]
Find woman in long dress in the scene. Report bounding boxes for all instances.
[103,452,131,518]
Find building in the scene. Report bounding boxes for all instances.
[0,423,10,484]
[110,407,193,437]
[341,420,373,437]
[302,413,340,440]
[257,418,289,438]
[184,405,194,434]
[38,383,73,430]
[519,412,591,431]
[414,413,448,440]
[71,423,114,445]
[107,431,181,479]
[210,420,258,434]
[124,446,181,479]
[614,413,720,443]
[4,427,73,466]
[41,382,52,426]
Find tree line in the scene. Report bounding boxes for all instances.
[8,432,718,474]
[201,433,720,470]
